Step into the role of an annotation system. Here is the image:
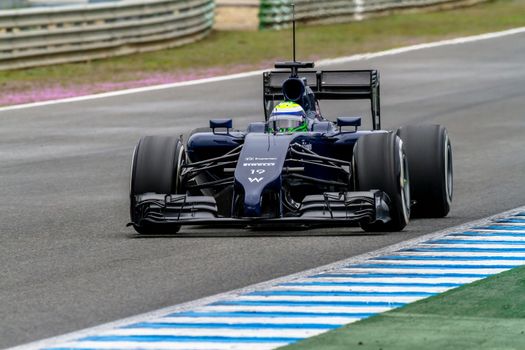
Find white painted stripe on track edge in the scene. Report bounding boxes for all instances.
[387,251,525,257]
[10,205,525,350]
[100,328,328,338]
[417,243,525,249]
[365,259,524,266]
[157,316,360,325]
[52,342,283,350]
[271,285,452,293]
[1,26,525,113]
[441,235,525,241]
[193,306,395,314]
[300,276,481,283]
[234,295,423,303]
[475,228,525,233]
[336,267,506,274]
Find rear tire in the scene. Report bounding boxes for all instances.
[397,125,453,218]
[130,135,185,234]
[353,132,410,232]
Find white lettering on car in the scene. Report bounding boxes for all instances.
[244,157,277,161]
[243,163,276,167]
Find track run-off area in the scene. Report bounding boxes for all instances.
[14,207,525,350]
[1,28,524,348]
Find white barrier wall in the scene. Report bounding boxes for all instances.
[0,0,215,70]
[259,0,482,29]
[0,0,483,69]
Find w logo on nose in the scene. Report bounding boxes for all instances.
[248,177,264,183]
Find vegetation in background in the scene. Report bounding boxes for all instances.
[1,0,525,105]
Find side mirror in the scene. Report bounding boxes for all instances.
[210,119,232,132]
[337,117,361,127]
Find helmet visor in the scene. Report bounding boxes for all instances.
[269,115,306,132]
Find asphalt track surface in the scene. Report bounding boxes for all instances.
[1,33,524,349]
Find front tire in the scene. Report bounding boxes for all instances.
[130,135,185,234]
[353,132,410,232]
[397,125,453,218]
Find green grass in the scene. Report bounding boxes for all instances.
[281,265,525,350]
[1,0,525,99]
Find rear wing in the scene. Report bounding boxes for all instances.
[263,70,381,130]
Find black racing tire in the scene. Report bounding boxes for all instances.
[397,125,453,218]
[353,132,410,232]
[130,135,185,234]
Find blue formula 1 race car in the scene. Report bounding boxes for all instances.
[128,60,453,234]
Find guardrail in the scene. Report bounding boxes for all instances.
[259,0,481,29]
[0,0,215,70]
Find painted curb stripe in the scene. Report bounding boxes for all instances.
[442,231,525,237]
[80,335,302,343]
[210,300,407,307]
[12,205,525,350]
[442,235,525,241]
[46,344,286,350]
[123,323,339,329]
[378,255,525,261]
[354,263,518,269]
[281,281,461,287]
[197,305,393,313]
[406,247,525,252]
[312,273,490,278]
[388,251,525,257]
[97,329,327,337]
[475,226,525,231]
[442,230,525,235]
[248,291,434,297]
[369,260,522,267]
[169,312,375,318]
[235,296,425,303]
[158,317,360,324]
[430,239,525,245]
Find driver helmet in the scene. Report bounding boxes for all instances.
[269,102,308,133]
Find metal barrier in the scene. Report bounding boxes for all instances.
[0,0,215,70]
[259,0,479,29]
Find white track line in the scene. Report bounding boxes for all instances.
[53,342,283,350]
[234,295,422,303]
[336,267,505,274]
[491,223,525,226]
[156,316,360,325]
[271,285,453,293]
[387,251,525,257]
[299,276,481,283]
[365,259,523,266]
[441,235,525,241]
[193,306,394,314]
[415,243,525,249]
[100,328,327,338]
[474,229,525,233]
[1,26,525,113]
